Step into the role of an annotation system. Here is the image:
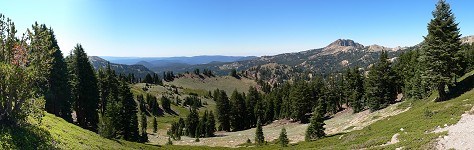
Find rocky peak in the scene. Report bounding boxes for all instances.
[321,39,364,55]
[461,35,474,44]
[328,39,364,48]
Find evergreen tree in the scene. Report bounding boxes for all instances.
[68,44,100,131]
[255,118,265,146]
[0,16,54,124]
[206,111,216,137]
[279,82,292,119]
[364,51,397,111]
[99,91,121,139]
[98,113,115,139]
[279,127,289,147]
[186,108,200,137]
[143,73,153,83]
[246,86,259,127]
[153,116,158,133]
[263,94,274,124]
[161,96,171,111]
[305,106,326,141]
[214,89,231,131]
[118,80,140,141]
[140,112,148,142]
[197,110,208,138]
[230,68,238,78]
[137,94,145,113]
[420,0,463,101]
[98,64,119,115]
[229,89,247,131]
[42,26,73,122]
[146,94,158,115]
[346,67,365,113]
[289,80,312,123]
[194,68,200,75]
[394,50,428,99]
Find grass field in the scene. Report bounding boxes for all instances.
[167,75,258,96]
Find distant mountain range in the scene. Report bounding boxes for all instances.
[88,56,155,79]
[102,55,257,65]
[91,36,474,83]
[99,55,257,73]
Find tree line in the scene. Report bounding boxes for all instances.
[0,14,147,143]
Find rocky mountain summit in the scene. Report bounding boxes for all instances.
[321,39,365,55]
[462,35,474,44]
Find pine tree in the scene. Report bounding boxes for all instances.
[41,26,73,122]
[230,68,238,78]
[346,67,365,113]
[394,50,428,99]
[118,80,140,141]
[143,73,153,83]
[137,94,145,113]
[68,44,100,131]
[161,96,171,111]
[153,116,158,133]
[279,127,289,147]
[206,111,216,137]
[263,94,274,124]
[289,80,312,123]
[255,118,265,145]
[246,86,259,127]
[214,89,231,131]
[420,0,463,101]
[305,106,326,141]
[198,111,208,138]
[186,108,200,137]
[140,112,148,143]
[99,91,121,139]
[230,89,247,131]
[364,51,397,112]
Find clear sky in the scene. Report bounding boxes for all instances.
[1,0,473,57]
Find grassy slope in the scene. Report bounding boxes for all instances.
[168,75,257,96]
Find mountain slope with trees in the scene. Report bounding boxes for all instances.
[89,56,155,79]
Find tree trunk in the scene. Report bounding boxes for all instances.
[436,82,446,102]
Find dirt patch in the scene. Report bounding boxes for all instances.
[325,102,410,135]
[148,102,410,147]
[435,105,474,150]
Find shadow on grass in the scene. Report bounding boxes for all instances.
[164,109,179,116]
[0,123,55,149]
[448,73,474,100]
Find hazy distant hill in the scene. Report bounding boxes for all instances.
[101,55,257,73]
[102,55,257,65]
[88,56,155,78]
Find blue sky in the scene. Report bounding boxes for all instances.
[1,0,473,57]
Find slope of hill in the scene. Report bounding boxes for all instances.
[89,56,155,78]
[167,75,258,96]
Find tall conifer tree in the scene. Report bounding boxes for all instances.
[67,44,99,131]
[420,0,462,101]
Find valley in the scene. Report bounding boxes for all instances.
[2,0,474,150]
